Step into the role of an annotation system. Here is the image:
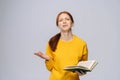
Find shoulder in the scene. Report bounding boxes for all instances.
[73,34,87,45]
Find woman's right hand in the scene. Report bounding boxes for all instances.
[34,51,50,60]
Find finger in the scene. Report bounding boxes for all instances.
[80,71,84,74]
[75,71,82,75]
[75,71,86,76]
[80,71,86,75]
[42,54,50,60]
[37,53,50,60]
[34,52,39,56]
[34,51,43,56]
[34,52,50,60]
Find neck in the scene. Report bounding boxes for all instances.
[60,31,73,41]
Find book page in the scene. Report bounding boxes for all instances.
[77,60,95,70]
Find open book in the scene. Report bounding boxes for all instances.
[64,60,98,72]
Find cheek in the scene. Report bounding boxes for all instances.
[58,22,62,26]
[70,22,73,26]
[70,21,73,24]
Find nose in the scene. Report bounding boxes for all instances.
[63,19,66,24]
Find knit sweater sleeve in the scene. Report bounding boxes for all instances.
[45,43,54,71]
[81,43,88,61]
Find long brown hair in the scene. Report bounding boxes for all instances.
[49,11,74,51]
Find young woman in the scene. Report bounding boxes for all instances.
[34,11,88,80]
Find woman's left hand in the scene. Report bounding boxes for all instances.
[75,71,86,76]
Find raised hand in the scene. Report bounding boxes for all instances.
[34,51,50,60]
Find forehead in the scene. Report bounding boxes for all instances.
[58,13,70,18]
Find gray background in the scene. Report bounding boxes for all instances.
[0,0,120,80]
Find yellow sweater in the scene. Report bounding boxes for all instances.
[45,35,88,80]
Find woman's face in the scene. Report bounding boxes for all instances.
[57,13,73,32]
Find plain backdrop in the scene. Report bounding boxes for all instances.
[0,0,120,80]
